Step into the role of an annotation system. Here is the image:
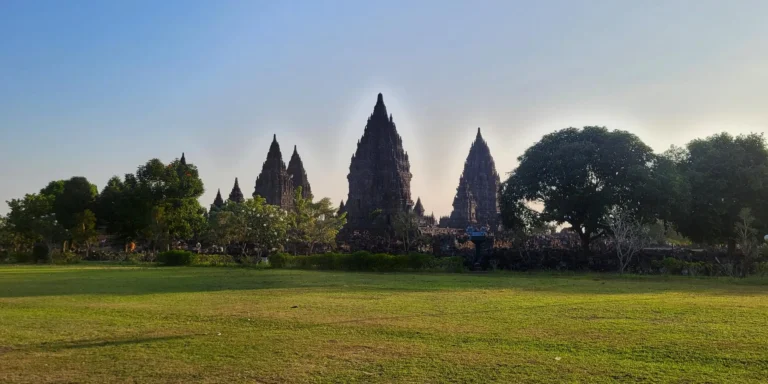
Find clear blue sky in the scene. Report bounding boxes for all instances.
[2,0,767,217]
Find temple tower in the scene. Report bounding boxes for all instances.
[287,145,312,200]
[346,93,413,228]
[253,134,294,209]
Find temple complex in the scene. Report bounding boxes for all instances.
[228,178,245,203]
[346,93,413,229]
[253,134,294,210]
[444,128,500,229]
[287,145,312,199]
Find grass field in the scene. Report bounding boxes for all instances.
[1,265,767,383]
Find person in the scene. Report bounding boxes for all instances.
[195,242,202,254]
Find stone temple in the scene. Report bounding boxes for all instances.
[253,134,294,210]
[228,178,245,204]
[443,128,500,229]
[287,145,312,200]
[346,93,413,228]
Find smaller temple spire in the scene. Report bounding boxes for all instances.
[228,177,245,203]
[414,197,425,217]
[338,200,346,216]
[180,152,187,165]
[212,189,224,210]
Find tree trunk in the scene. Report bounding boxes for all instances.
[727,238,736,256]
[579,234,591,254]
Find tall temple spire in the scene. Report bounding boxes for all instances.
[287,145,312,200]
[346,93,413,229]
[446,127,500,229]
[180,152,186,165]
[228,177,245,203]
[253,134,294,209]
[211,189,224,211]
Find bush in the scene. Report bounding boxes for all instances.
[270,253,290,268]
[8,252,32,263]
[269,252,464,273]
[53,252,82,264]
[32,244,51,264]
[157,250,197,266]
[193,254,237,267]
[432,256,465,273]
[755,262,768,277]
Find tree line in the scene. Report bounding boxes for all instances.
[0,155,346,259]
[500,127,768,272]
[2,127,767,269]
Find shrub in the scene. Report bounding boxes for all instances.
[53,252,82,264]
[8,252,32,263]
[755,262,768,277]
[157,250,196,266]
[193,254,237,267]
[269,252,463,273]
[32,244,51,264]
[432,256,465,273]
[269,252,290,268]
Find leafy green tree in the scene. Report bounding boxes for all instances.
[53,177,98,231]
[0,216,16,251]
[6,194,67,252]
[205,204,246,250]
[97,155,206,244]
[241,196,288,257]
[40,180,65,199]
[287,188,346,254]
[71,209,98,258]
[734,208,760,277]
[500,126,658,252]
[392,211,419,252]
[671,133,768,252]
[144,205,170,252]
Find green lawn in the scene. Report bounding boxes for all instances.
[1,266,766,383]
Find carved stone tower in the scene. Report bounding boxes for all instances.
[346,93,413,228]
[287,145,312,200]
[447,128,500,228]
[253,134,294,210]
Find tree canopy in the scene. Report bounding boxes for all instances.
[287,187,346,254]
[96,156,206,245]
[670,133,768,249]
[500,126,659,251]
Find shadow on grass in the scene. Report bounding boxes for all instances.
[1,334,200,355]
[0,265,765,298]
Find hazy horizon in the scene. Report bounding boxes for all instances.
[2,0,767,217]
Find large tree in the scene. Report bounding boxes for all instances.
[53,177,98,231]
[97,155,206,243]
[287,188,346,254]
[5,193,67,252]
[241,196,288,257]
[500,126,658,252]
[71,209,98,258]
[672,133,768,251]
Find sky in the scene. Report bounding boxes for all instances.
[1,0,767,217]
